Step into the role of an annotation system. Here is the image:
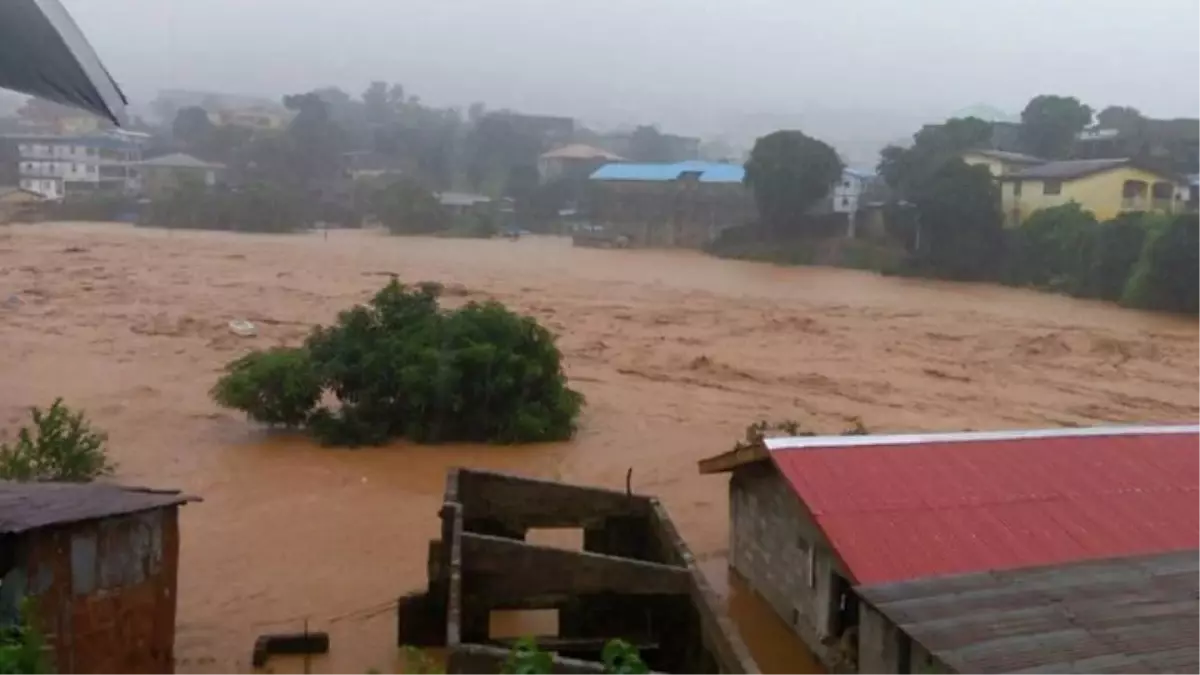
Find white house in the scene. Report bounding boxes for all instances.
[831,168,874,215]
[10,131,148,200]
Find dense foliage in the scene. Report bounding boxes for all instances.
[1019,95,1094,159]
[212,280,583,446]
[146,180,306,233]
[1001,202,1100,292]
[877,116,993,199]
[905,160,1003,280]
[744,130,843,237]
[370,177,449,234]
[0,399,113,482]
[1121,213,1199,313]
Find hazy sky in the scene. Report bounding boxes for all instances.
[64,0,1200,143]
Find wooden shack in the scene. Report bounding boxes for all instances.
[0,481,198,673]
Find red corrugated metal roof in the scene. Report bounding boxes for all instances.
[768,428,1199,585]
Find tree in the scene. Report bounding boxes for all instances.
[743,130,843,236]
[626,125,673,162]
[371,177,447,234]
[909,159,1003,280]
[465,114,540,191]
[877,117,992,198]
[211,280,585,446]
[172,106,215,146]
[1096,105,1145,132]
[1019,95,1093,159]
[362,80,391,125]
[0,399,113,482]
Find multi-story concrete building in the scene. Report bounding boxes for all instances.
[10,130,148,199]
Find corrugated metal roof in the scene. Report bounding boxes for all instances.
[540,144,624,161]
[140,152,224,170]
[590,161,745,183]
[0,481,198,534]
[964,149,1046,164]
[857,550,1199,674]
[1002,158,1133,181]
[768,426,1199,584]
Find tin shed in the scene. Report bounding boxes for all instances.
[0,481,198,673]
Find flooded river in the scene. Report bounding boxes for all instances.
[0,223,1194,673]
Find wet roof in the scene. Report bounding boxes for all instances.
[964,149,1046,164]
[140,152,225,170]
[540,144,624,161]
[1001,157,1154,181]
[590,161,745,183]
[857,550,1200,674]
[0,481,198,534]
[764,425,1199,584]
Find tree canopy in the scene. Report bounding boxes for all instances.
[908,159,1003,280]
[743,130,843,237]
[877,116,992,199]
[1019,95,1093,159]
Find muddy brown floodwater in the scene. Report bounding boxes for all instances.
[0,223,1195,673]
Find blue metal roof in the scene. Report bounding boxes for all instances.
[590,161,745,183]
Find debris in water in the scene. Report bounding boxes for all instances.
[228,320,257,337]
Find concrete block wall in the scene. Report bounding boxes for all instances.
[728,462,842,668]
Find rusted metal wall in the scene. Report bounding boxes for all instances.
[18,507,181,674]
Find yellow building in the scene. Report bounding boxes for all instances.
[961,149,1045,177]
[997,158,1185,226]
[208,107,292,131]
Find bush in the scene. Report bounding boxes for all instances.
[1002,203,1098,291]
[210,348,322,427]
[0,600,51,674]
[0,399,113,482]
[1080,214,1149,300]
[146,180,306,233]
[1121,213,1199,313]
[212,280,584,446]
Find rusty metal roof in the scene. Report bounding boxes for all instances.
[766,425,1199,584]
[857,550,1200,674]
[0,481,198,534]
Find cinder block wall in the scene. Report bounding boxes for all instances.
[728,462,841,667]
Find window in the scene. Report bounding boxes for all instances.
[842,180,850,188]
[1012,180,1022,196]
[1043,180,1062,195]
[841,196,850,207]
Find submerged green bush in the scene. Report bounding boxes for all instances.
[212,280,583,446]
[0,399,113,483]
[210,348,322,427]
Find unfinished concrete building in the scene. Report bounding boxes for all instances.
[397,468,757,673]
[699,425,1200,673]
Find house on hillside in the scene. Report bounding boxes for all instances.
[0,481,199,673]
[1073,118,1199,175]
[697,424,1200,672]
[8,130,148,200]
[960,149,1045,177]
[997,158,1187,226]
[139,153,225,198]
[588,161,755,248]
[537,144,624,183]
[208,106,291,132]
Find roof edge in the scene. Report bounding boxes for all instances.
[697,443,769,474]
[764,424,1199,452]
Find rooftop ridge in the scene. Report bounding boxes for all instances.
[764,423,1198,451]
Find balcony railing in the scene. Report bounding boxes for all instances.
[1151,198,1174,213]
[1121,197,1148,211]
